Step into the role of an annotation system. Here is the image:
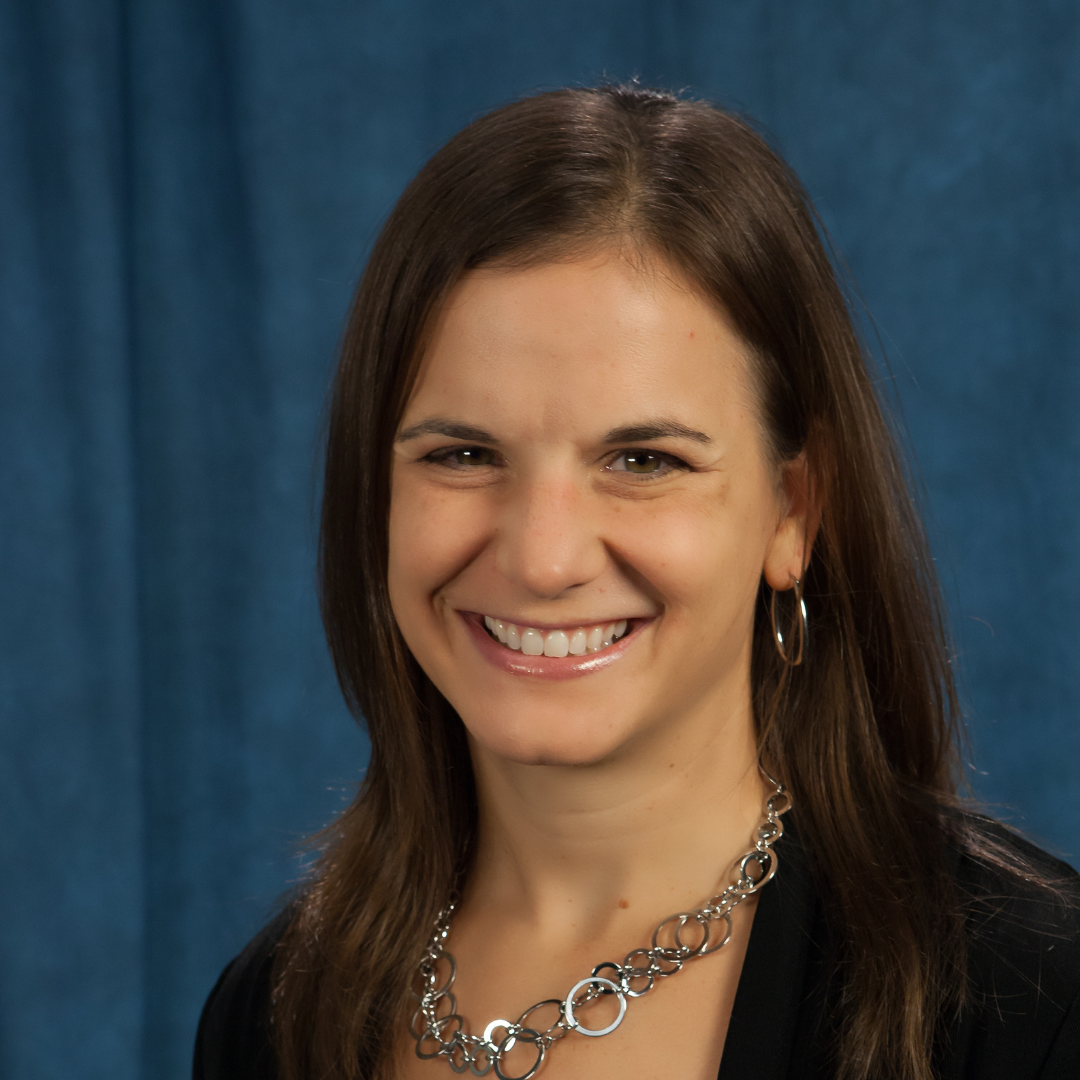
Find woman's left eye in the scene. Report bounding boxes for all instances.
[606,450,686,477]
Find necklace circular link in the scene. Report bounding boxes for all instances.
[411,770,790,1075]
[563,976,627,1037]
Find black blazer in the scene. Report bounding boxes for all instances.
[194,823,1080,1079]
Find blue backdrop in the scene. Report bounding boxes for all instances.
[1,2,1077,1078]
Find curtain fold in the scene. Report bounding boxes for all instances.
[0,2,144,1077]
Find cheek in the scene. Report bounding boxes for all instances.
[613,491,771,622]
[388,473,489,616]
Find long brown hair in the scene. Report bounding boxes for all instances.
[274,85,1004,1080]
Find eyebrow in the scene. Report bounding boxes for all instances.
[396,419,498,443]
[395,416,712,445]
[603,420,712,445]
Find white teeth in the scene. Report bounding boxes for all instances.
[483,616,632,657]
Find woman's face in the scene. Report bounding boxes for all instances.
[389,251,808,767]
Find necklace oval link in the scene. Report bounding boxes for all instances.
[492,1029,544,1080]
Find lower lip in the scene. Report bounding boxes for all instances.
[460,612,647,681]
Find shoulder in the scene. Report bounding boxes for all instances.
[945,822,1080,1080]
[956,822,1080,986]
[192,907,293,1080]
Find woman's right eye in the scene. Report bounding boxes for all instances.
[426,446,497,468]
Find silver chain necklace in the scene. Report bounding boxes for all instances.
[410,773,791,1080]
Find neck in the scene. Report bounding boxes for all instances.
[464,693,766,949]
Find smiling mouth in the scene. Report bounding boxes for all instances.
[482,615,630,657]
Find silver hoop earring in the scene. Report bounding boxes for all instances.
[770,578,807,667]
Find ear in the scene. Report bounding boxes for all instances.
[763,453,820,590]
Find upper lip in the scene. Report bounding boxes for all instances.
[466,611,652,630]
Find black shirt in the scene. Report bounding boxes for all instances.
[194,824,1080,1079]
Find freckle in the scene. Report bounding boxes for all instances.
[619,899,630,910]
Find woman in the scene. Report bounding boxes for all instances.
[194,86,1079,1080]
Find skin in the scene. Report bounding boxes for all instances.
[388,250,814,1080]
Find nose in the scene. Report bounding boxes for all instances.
[493,471,607,600]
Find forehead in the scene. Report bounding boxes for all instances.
[404,253,758,439]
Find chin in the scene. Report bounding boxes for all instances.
[464,709,630,768]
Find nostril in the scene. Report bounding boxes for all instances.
[495,506,606,600]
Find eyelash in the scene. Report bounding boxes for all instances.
[605,449,690,479]
[422,446,500,469]
[422,446,691,479]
